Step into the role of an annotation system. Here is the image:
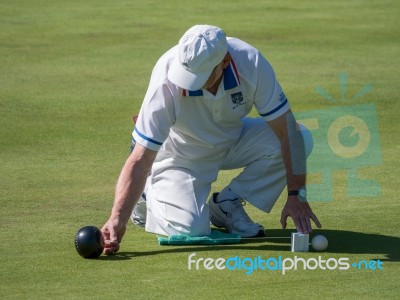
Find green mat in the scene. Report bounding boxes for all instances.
[158,230,241,245]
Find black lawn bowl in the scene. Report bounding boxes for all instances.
[75,226,104,259]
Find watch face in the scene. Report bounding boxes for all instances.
[299,188,307,198]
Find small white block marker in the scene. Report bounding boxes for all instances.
[291,232,309,252]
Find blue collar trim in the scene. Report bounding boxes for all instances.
[183,61,240,97]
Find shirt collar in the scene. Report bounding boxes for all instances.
[181,59,240,97]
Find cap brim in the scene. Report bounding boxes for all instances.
[167,57,213,91]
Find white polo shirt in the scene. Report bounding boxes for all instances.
[133,37,290,159]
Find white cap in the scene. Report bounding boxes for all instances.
[167,25,228,90]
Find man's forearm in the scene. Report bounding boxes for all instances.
[268,110,307,193]
[111,145,156,225]
[280,133,306,192]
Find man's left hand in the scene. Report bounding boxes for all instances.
[280,196,322,234]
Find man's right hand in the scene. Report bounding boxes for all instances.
[101,217,126,255]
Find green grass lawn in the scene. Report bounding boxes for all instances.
[1,0,399,299]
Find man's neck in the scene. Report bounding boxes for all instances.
[206,75,224,96]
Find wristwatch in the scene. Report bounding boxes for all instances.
[288,186,307,201]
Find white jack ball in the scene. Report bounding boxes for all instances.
[311,235,328,251]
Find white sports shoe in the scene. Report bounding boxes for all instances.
[209,193,265,237]
[130,193,147,227]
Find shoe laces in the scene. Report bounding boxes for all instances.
[231,199,253,223]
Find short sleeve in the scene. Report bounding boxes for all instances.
[254,54,290,121]
[133,85,175,151]
[132,47,179,151]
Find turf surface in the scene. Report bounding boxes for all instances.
[1,0,399,299]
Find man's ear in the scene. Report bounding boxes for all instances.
[222,53,232,69]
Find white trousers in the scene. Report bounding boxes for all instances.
[145,118,302,237]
